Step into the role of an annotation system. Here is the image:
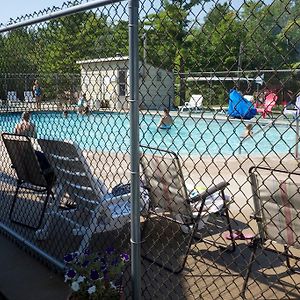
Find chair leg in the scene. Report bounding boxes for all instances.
[36,186,64,240]
[284,245,300,274]
[10,181,52,230]
[9,180,22,223]
[241,239,259,299]
[221,190,236,252]
[36,189,52,229]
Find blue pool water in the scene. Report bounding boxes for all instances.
[0,111,296,156]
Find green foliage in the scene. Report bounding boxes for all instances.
[0,0,299,105]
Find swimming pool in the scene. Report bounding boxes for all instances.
[0,111,296,157]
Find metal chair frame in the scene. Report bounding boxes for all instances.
[140,145,235,274]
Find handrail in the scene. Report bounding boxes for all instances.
[238,120,274,154]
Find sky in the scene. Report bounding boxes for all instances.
[0,0,274,25]
[0,0,68,24]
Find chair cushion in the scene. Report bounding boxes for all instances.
[257,176,300,249]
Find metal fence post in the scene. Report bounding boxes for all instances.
[129,0,141,298]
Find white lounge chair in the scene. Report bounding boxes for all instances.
[284,95,300,118]
[7,91,18,102]
[36,139,131,253]
[178,94,203,112]
[24,91,35,102]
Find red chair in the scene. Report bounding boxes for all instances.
[256,92,278,118]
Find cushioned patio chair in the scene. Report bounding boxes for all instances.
[2,133,56,229]
[37,139,131,253]
[140,145,235,273]
[178,94,203,112]
[284,95,300,119]
[256,92,278,118]
[242,166,300,297]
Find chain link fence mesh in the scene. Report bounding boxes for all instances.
[0,0,299,299]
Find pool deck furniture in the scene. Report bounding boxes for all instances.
[24,91,35,102]
[140,145,235,273]
[0,147,300,298]
[36,139,131,253]
[256,92,278,118]
[178,94,203,112]
[1,133,56,229]
[284,95,300,118]
[242,166,300,297]
[7,91,18,103]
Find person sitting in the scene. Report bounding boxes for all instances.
[82,105,90,115]
[14,111,37,138]
[77,93,87,114]
[14,111,55,184]
[157,108,173,129]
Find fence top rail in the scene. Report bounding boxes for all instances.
[0,0,126,34]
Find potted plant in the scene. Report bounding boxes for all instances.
[64,248,129,300]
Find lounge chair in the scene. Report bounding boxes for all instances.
[256,92,278,118]
[24,91,35,102]
[242,166,300,297]
[36,139,131,253]
[178,94,203,112]
[1,133,56,229]
[140,146,235,273]
[284,95,300,118]
[7,91,17,101]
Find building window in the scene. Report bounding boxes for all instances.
[118,69,127,96]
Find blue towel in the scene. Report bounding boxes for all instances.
[228,89,257,120]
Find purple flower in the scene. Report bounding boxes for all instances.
[64,253,75,263]
[84,249,90,255]
[90,269,100,280]
[121,253,130,262]
[82,260,90,268]
[66,269,76,278]
[106,247,115,254]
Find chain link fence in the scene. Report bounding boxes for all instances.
[0,0,300,299]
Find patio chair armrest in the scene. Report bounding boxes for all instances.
[103,192,131,205]
[190,181,229,203]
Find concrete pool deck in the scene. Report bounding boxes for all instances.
[0,138,299,299]
[0,234,69,300]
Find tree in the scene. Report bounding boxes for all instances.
[143,0,207,105]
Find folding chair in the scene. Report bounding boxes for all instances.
[140,145,235,273]
[242,166,300,297]
[2,133,56,229]
[37,139,131,253]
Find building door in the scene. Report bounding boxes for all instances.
[118,69,127,96]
